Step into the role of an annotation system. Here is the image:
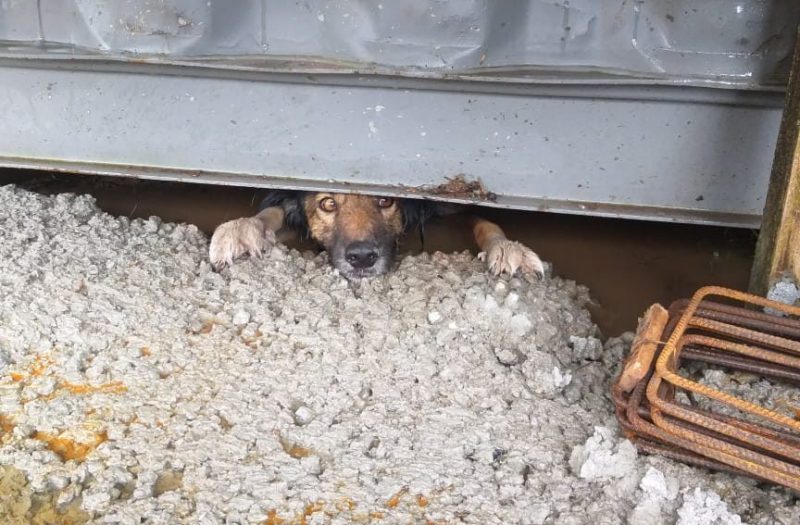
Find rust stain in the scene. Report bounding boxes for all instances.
[196,320,216,334]
[242,335,262,349]
[0,413,15,435]
[262,510,285,525]
[60,380,127,396]
[300,501,325,525]
[4,351,127,403]
[284,443,313,459]
[30,355,53,377]
[6,354,54,384]
[276,431,314,459]
[35,380,128,403]
[386,487,409,509]
[263,498,397,524]
[139,346,152,357]
[34,430,108,462]
[335,498,357,512]
[416,494,429,508]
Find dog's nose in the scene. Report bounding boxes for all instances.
[344,242,379,269]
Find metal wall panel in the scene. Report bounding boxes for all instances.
[1,1,798,88]
[0,1,796,226]
[0,62,781,227]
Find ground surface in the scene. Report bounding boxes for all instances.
[0,186,796,524]
[7,172,757,337]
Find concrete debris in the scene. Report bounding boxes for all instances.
[0,186,796,524]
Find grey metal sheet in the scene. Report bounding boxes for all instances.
[0,62,781,227]
[0,1,798,89]
[0,1,793,227]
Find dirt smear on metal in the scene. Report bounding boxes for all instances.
[414,174,497,202]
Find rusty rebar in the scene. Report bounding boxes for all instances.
[612,286,800,493]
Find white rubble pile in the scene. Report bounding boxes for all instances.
[0,186,797,524]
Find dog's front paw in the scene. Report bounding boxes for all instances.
[209,217,275,269]
[478,239,544,279]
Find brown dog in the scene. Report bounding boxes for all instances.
[209,190,543,281]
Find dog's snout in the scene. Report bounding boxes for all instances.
[344,242,379,269]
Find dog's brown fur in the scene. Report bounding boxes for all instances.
[209,190,544,281]
[303,193,403,250]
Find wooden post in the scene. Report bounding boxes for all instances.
[749,29,800,296]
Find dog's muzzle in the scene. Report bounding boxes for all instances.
[333,241,393,280]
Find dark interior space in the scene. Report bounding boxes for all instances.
[3,170,758,337]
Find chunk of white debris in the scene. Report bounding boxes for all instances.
[427,310,443,324]
[640,467,677,501]
[494,347,521,366]
[569,426,638,480]
[552,367,572,388]
[628,498,667,525]
[293,405,315,426]
[677,488,743,525]
[232,310,251,326]
[504,292,519,308]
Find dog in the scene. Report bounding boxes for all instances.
[209,190,544,281]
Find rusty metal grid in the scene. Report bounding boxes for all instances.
[613,286,800,492]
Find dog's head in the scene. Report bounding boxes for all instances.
[301,193,406,280]
[264,190,434,280]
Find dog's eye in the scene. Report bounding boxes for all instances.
[319,197,337,212]
[377,197,394,209]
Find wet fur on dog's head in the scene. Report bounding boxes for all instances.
[260,190,435,280]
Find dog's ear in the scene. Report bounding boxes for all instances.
[259,190,309,236]
[400,198,437,240]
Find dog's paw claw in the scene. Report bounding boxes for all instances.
[209,217,274,269]
[480,240,544,279]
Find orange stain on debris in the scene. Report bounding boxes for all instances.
[140,346,152,357]
[35,380,128,403]
[416,494,429,508]
[30,355,53,376]
[276,431,314,459]
[5,354,126,403]
[34,430,108,462]
[5,354,54,384]
[386,487,409,509]
[0,414,15,435]
[334,498,357,512]
[60,381,127,396]
[262,498,401,524]
[197,320,215,334]
[242,329,263,349]
[300,501,325,525]
[262,509,285,525]
[284,444,312,459]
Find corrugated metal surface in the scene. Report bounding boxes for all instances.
[2,1,797,88]
[0,1,797,227]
